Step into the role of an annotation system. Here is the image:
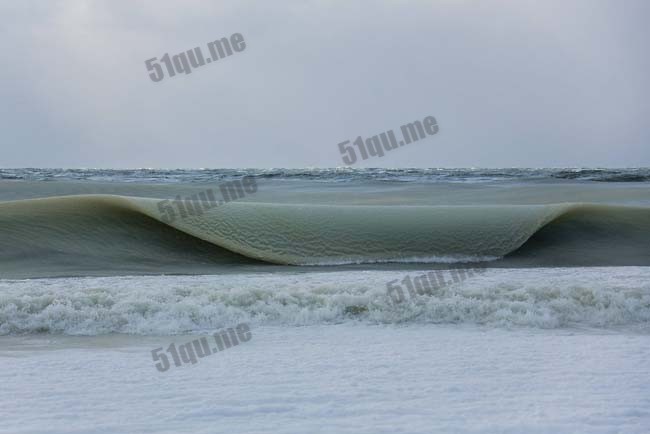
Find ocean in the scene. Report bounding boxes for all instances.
[1,168,649,433]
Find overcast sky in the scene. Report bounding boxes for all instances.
[1,0,648,168]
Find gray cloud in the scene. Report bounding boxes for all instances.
[1,0,648,168]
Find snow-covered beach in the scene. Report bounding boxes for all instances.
[2,323,649,434]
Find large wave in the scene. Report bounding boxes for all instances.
[1,195,650,278]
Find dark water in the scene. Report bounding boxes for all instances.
[2,167,650,183]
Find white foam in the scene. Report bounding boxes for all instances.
[300,254,501,266]
[2,267,649,335]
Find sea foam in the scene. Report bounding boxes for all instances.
[1,267,649,335]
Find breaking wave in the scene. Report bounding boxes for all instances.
[1,268,649,335]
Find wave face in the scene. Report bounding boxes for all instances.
[1,194,650,278]
[1,268,649,334]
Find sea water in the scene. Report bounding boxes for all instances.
[1,168,649,433]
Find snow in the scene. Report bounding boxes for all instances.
[1,324,649,434]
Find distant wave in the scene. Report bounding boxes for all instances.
[2,167,650,183]
[1,268,649,334]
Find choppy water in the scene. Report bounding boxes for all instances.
[2,167,650,183]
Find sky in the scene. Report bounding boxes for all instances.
[0,0,648,168]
